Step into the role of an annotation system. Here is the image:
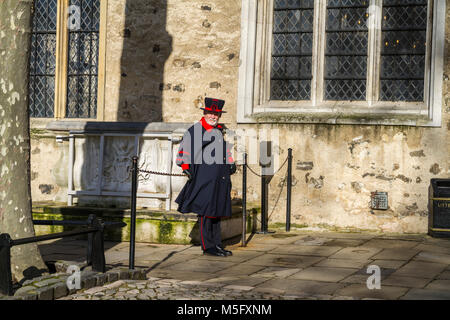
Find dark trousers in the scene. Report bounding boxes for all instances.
[199,216,222,250]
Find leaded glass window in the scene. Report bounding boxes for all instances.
[380,0,428,102]
[29,0,57,118]
[66,0,100,118]
[271,0,314,100]
[324,0,369,101]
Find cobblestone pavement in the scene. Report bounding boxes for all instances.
[36,229,450,300]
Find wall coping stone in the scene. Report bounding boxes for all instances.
[46,121,193,134]
[0,267,147,300]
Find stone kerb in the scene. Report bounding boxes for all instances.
[0,266,147,300]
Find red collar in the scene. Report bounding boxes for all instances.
[200,117,222,131]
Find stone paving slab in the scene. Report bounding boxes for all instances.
[329,247,383,260]
[371,248,420,261]
[288,267,358,282]
[335,284,409,300]
[382,275,432,288]
[243,253,323,268]
[390,261,447,279]
[413,251,450,264]
[163,259,237,273]
[321,239,368,247]
[250,267,302,279]
[368,259,408,269]
[424,280,450,291]
[215,264,265,277]
[314,258,368,269]
[255,278,346,296]
[274,245,343,257]
[25,230,450,301]
[413,244,450,255]
[363,239,420,249]
[400,288,450,300]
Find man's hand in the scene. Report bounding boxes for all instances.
[229,163,237,175]
[183,169,193,181]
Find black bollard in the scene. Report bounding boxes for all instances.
[286,148,293,232]
[241,153,247,247]
[129,156,138,270]
[0,234,13,296]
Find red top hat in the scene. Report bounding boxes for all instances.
[201,97,226,113]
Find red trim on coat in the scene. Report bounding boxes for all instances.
[200,216,206,250]
[181,163,190,170]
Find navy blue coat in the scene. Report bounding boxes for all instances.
[175,118,234,218]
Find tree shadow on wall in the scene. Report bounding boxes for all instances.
[117,0,171,123]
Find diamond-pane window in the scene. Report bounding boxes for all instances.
[380,0,428,101]
[270,0,314,101]
[29,0,57,118]
[66,0,100,118]
[324,0,369,101]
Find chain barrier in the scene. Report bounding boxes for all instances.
[138,168,187,177]
[244,156,288,178]
[243,156,290,225]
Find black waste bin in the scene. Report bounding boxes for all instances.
[428,179,450,238]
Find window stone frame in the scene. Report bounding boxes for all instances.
[237,0,445,126]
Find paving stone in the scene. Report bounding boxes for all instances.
[221,284,254,291]
[14,286,38,296]
[336,284,408,300]
[84,286,107,295]
[322,239,367,247]
[274,245,343,257]
[400,288,450,300]
[414,251,450,264]
[289,267,357,282]
[34,278,61,288]
[293,236,332,246]
[256,278,345,296]
[424,280,450,291]
[314,258,368,269]
[250,267,302,279]
[29,287,54,300]
[106,272,119,283]
[363,239,419,249]
[216,264,264,276]
[329,247,382,260]
[371,248,420,261]
[51,282,69,299]
[413,244,450,255]
[367,260,407,269]
[391,261,447,279]
[104,280,125,289]
[244,253,323,268]
[436,270,450,280]
[382,275,431,288]
[164,259,236,273]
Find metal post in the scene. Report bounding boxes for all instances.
[91,217,106,273]
[261,175,268,233]
[86,214,95,266]
[0,234,13,296]
[286,148,293,232]
[241,153,247,247]
[129,156,138,270]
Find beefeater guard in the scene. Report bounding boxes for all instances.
[175,97,236,257]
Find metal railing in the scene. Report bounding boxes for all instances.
[0,214,125,296]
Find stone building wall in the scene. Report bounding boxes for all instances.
[29,0,449,234]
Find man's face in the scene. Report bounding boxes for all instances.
[204,111,221,127]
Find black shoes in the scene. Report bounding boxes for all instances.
[202,246,233,257]
[216,245,233,256]
[203,247,226,257]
